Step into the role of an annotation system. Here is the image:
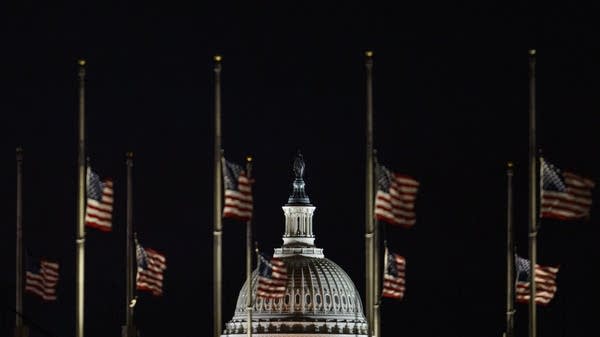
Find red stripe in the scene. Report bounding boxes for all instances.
[84,211,113,223]
[85,220,112,231]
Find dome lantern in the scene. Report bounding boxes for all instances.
[276,151,322,258]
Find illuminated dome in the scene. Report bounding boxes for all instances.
[222,152,368,336]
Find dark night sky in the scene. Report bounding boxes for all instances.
[1,2,600,337]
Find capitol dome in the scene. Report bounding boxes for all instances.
[222,153,368,336]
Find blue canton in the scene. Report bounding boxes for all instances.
[387,252,398,276]
[541,160,566,192]
[258,253,273,278]
[377,165,392,191]
[516,256,531,282]
[25,254,38,273]
[87,169,105,201]
[136,239,148,269]
[223,160,244,190]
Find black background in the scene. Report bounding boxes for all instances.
[1,2,599,337]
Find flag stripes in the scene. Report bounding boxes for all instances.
[222,158,254,221]
[136,247,167,296]
[516,256,559,305]
[85,168,114,231]
[257,253,287,299]
[540,158,595,220]
[375,165,419,227]
[25,260,59,301]
[382,250,406,300]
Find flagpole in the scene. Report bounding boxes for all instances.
[245,156,253,337]
[255,241,260,268]
[382,244,388,281]
[364,50,374,337]
[505,162,515,337]
[15,147,28,337]
[373,151,381,337]
[76,58,87,337]
[527,48,538,337]
[213,54,223,337]
[123,152,137,337]
[373,219,381,337]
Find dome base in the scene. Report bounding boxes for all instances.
[223,319,367,336]
[274,246,324,258]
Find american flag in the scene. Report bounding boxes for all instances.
[515,255,559,305]
[84,167,114,231]
[136,239,167,296]
[375,165,420,227]
[382,249,406,300]
[257,253,288,299]
[222,158,254,221]
[540,158,595,221]
[25,258,59,301]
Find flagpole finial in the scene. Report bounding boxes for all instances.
[214,54,223,62]
[16,146,23,164]
[365,50,374,58]
[507,161,514,168]
[528,49,536,56]
[126,152,134,168]
[245,155,253,178]
[78,59,86,66]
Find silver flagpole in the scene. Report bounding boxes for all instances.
[246,156,253,337]
[373,222,381,337]
[76,59,87,337]
[527,49,538,337]
[213,54,223,337]
[373,151,381,337]
[122,152,137,337]
[364,50,375,337]
[505,162,515,337]
[15,147,28,337]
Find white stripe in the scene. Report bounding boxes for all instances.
[390,185,418,194]
[224,190,253,202]
[223,207,253,218]
[223,198,253,210]
[84,216,112,228]
[87,199,114,211]
[540,206,580,217]
[541,190,592,206]
[394,176,419,186]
